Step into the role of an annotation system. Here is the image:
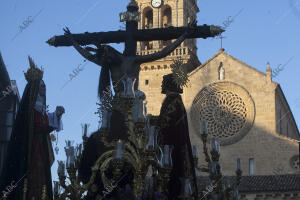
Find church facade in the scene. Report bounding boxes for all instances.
[185,49,300,176]
[135,0,300,199]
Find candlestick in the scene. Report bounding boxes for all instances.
[200,120,208,135]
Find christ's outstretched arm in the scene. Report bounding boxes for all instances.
[63,27,104,66]
[135,32,188,63]
[135,21,197,63]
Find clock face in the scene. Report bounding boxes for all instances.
[151,0,162,8]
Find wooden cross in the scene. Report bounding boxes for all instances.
[46,0,224,97]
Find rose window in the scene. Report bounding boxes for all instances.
[190,82,255,145]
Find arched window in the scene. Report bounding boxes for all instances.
[249,158,254,175]
[162,6,172,27]
[218,62,225,80]
[161,6,172,47]
[142,8,153,50]
[143,8,153,29]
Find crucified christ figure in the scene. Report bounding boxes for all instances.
[63,23,196,99]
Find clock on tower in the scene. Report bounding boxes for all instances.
[151,0,163,8]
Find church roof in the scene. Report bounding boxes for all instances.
[0,52,11,90]
[198,174,300,192]
[189,48,266,77]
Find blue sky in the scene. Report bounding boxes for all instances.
[1,0,300,185]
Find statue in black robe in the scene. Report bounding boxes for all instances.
[159,74,198,200]
[0,57,64,200]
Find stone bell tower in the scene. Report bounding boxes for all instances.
[136,0,201,115]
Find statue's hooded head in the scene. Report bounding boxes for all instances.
[161,73,183,94]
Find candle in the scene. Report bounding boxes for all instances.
[210,162,217,175]
[65,141,75,167]
[101,110,108,129]
[137,93,146,121]
[149,176,153,189]
[76,144,82,158]
[53,181,60,194]
[237,158,241,171]
[200,120,208,135]
[146,126,156,149]
[115,139,124,159]
[216,139,220,153]
[145,176,153,191]
[179,177,192,197]
[101,110,112,129]
[156,147,163,167]
[163,145,173,167]
[69,145,75,167]
[126,77,136,98]
[225,178,231,188]
[192,145,198,158]
[211,138,220,153]
[82,124,89,137]
[233,188,239,200]
[57,161,65,176]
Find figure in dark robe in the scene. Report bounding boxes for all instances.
[0,57,65,200]
[159,73,198,200]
